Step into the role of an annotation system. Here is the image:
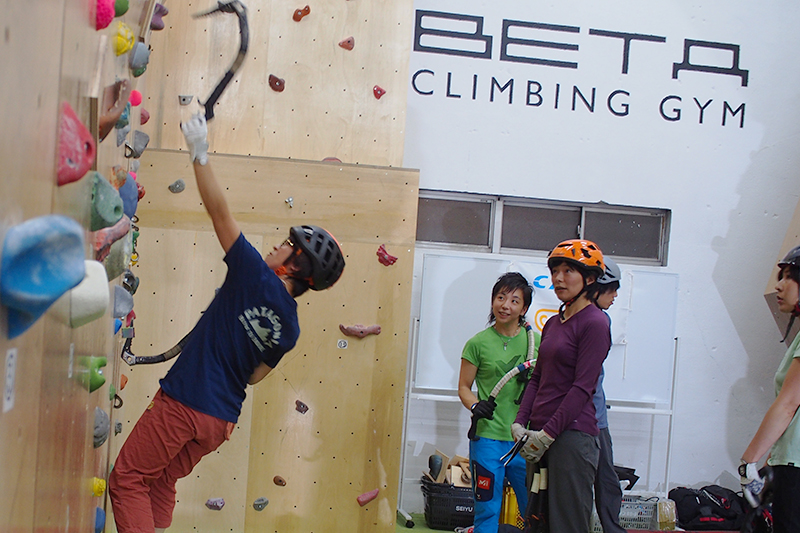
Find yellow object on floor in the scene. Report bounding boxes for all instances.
[499,484,525,529]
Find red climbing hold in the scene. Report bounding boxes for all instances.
[373,85,386,99]
[322,157,342,163]
[293,5,310,21]
[295,400,309,414]
[376,244,397,266]
[269,74,285,92]
[338,36,354,50]
[357,488,379,506]
[273,476,287,486]
[140,107,150,125]
[57,102,96,186]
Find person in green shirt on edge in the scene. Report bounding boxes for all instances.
[458,272,539,533]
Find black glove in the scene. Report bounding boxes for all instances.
[471,399,496,420]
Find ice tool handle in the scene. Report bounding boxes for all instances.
[194,0,249,121]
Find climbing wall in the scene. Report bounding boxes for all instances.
[141,0,413,166]
[118,150,418,532]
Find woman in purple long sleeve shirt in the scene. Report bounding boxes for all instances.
[512,239,611,533]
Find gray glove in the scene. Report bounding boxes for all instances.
[181,113,209,165]
[519,429,554,463]
[511,423,526,442]
[739,461,764,508]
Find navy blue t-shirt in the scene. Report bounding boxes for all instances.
[160,233,299,423]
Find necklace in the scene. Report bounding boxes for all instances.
[494,325,520,350]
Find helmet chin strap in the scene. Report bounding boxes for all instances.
[558,282,588,320]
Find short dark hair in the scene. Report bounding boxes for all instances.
[487,272,533,326]
[286,251,313,297]
[586,280,620,303]
[778,264,800,285]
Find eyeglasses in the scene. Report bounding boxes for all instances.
[282,237,294,249]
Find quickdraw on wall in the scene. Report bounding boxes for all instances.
[193,0,249,120]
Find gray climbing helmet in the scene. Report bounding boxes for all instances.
[597,257,621,285]
[778,244,800,270]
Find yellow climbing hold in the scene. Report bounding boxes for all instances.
[114,22,134,56]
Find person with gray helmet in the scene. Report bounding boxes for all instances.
[586,258,626,533]
[740,245,800,533]
[109,114,345,533]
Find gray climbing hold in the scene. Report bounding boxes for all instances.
[253,497,269,511]
[114,421,122,435]
[116,124,131,147]
[168,179,185,193]
[113,285,134,318]
[94,407,110,448]
[205,498,225,510]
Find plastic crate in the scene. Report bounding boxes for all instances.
[420,476,475,530]
[591,495,659,532]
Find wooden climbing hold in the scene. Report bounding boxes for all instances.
[376,244,397,266]
[273,475,286,486]
[373,85,386,99]
[357,488,379,506]
[338,36,354,50]
[268,74,285,92]
[293,5,310,21]
[57,102,96,186]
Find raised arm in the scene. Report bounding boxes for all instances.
[181,114,241,253]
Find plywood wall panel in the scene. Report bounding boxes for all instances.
[143,0,414,166]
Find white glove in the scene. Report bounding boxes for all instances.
[181,113,209,165]
[739,461,765,508]
[519,429,554,463]
[511,423,526,442]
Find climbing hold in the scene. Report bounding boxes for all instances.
[94,507,106,533]
[205,498,225,510]
[0,215,85,339]
[376,244,397,266]
[253,497,269,511]
[273,476,286,486]
[130,159,140,173]
[118,172,139,219]
[373,85,386,99]
[92,477,107,497]
[104,230,134,281]
[125,131,150,158]
[76,356,107,393]
[322,157,342,163]
[96,0,115,30]
[51,260,110,328]
[179,95,193,106]
[295,400,309,414]
[57,102,96,186]
[140,107,150,125]
[114,421,123,435]
[357,488,379,507]
[114,22,134,56]
[94,215,131,262]
[338,36,354,50]
[119,373,128,390]
[339,324,381,338]
[109,165,127,189]
[131,65,147,78]
[129,90,142,107]
[292,5,310,21]
[122,269,139,295]
[114,0,129,17]
[151,3,168,30]
[113,285,134,319]
[116,124,130,147]
[268,74,285,92]
[168,179,186,193]
[91,172,124,231]
[285,197,293,208]
[99,79,132,142]
[94,407,111,448]
[428,454,443,480]
[125,309,135,327]
[115,102,131,129]
[129,43,150,72]
[137,181,146,200]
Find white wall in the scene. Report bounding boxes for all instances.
[399,0,800,513]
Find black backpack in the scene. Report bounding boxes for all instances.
[668,484,746,531]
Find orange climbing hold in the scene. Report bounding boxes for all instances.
[273,475,287,486]
[373,85,386,99]
[338,36,354,50]
[293,5,310,21]
[269,74,285,92]
[339,324,381,338]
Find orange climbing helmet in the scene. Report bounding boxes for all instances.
[547,239,605,278]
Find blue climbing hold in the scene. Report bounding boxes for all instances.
[0,215,85,339]
[95,507,106,533]
[118,172,139,219]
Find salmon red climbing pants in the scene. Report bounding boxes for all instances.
[109,388,234,533]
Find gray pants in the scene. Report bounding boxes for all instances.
[527,430,599,533]
[594,428,626,533]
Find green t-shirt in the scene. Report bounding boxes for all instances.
[768,332,800,467]
[462,326,541,441]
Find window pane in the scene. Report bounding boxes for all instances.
[416,198,491,246]
[584,211,665,260]
[501,205,580,251]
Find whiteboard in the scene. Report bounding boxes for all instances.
[414,254,678,404]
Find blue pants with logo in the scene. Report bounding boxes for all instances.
[469,437,528,533]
